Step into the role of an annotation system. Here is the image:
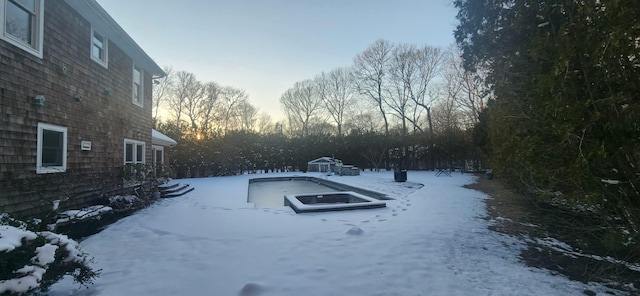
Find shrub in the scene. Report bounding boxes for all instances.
[0,214,99,295]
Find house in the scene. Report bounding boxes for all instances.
[0,0,169,217]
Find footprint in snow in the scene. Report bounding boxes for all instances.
[346,226,364,235]
[239,283,265,296]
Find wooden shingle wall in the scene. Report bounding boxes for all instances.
[0,1,154,218]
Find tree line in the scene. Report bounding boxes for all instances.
[153,39,489,177]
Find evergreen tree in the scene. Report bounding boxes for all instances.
[455,0,640,238]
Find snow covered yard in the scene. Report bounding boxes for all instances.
[48,171,619,295]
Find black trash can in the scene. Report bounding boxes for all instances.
[394,170,407,182]
[486,171,493,180]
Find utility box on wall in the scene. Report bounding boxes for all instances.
[81,141,92,151]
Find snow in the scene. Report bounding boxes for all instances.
[601,179,620,185]
[0,224,93,294]
[47,171,620,295]
[152,129,177,147]
[0,225,37,252]
[40,232,85,263]
[31,244,58,265]
[0,266,46,294]
[55,206,113,224]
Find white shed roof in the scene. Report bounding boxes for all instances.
[308,157,338,164]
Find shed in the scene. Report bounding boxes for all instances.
[307,157,339,173]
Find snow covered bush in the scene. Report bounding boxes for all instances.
[0,214,99,295]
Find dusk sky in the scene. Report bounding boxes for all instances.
[97,0,459,121]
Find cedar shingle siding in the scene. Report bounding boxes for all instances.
[0,1,160,218]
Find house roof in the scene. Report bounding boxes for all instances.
[64,0,165,77]
[152,129,177,147]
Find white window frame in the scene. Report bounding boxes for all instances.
[124,139,145,165]
[0,0,44,58]
[132,65,143,107]
[36,123,67,174]
[90,25,108,68]
[152,145,164,165]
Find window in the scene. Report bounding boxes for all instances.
[132,65,143,107]
[37,123,67,174]
[0,0,44,58]
[152,145,164,165]
[124,139,145,165]
[91,27,108,67]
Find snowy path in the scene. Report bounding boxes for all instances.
[49,171,616,295]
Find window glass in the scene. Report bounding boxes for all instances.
[1,0,42,57]
[92,32,104,60]
[37,123,66,174]
[133,66,142,105]
[136,145,143,163]
[42,129,63,166]
[155,150,163,164]
[125,143,133,162]
[6,1,32,44]
[15,0,35,11]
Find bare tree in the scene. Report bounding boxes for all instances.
[353,39,393,135]
[405,45,443,137]
[316,67,356,136]
[167,71,201,131]
[237,100,258,132]
[215,86,248,135]
[442,46,488,127]
[387,43,417,136]
[183,81,205,135]
[280,79,324,138]
[256,112,275,134]
[199,82,221,137]
[344,109,381,134]
[152,66,173,123]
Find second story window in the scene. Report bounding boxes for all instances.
[91,27,108,67]
[1,0,44,58]
[132,65,143,107]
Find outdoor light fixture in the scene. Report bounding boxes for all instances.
[33,95,45,106]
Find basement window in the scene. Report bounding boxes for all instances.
[37,123,67,174]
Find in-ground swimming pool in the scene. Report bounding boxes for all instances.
[247,176,389,212]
